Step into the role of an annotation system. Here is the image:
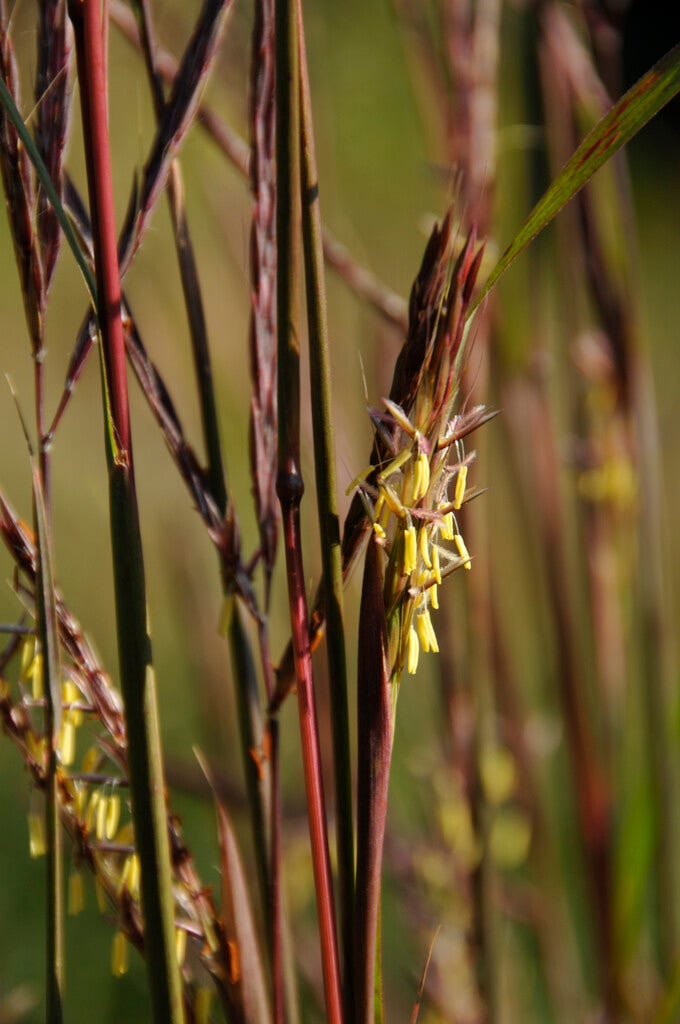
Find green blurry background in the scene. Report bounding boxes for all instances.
[0,1,678,1021]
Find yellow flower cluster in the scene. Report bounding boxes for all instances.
[354,396,475,678]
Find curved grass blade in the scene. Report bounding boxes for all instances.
[0,75,95,304]
[471,41,680,315]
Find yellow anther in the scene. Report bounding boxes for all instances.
[432,544,442,585]
[430,583,439,610]
[454,534,472,570]
[403,525,417,575]
[86,791,100,832]
[20,636,35,682]
[82,746,100,774]
[105,795,121,840]
[407,627,420,675]
[413,452,430,502]
[29,652,44,700]
[119,854,141,899]
[68,869,84,916]
[96,794,109,841]
[176,927,187,967]
[74,782,87,818]
[58,720,76,766]
[416,608,439,654]
[425,612,439,653]
[453,464,468,510]
[112,931,128,977]
[128,855,141,899]
[63,680,84,727]
[27,733,47,765]
[372,521,386,539]
[29,811,46,858]
[416,612,432,653]
[412,459,423,504]
[419,527,432,568]
[441,511,455,540]
[400,465,415,507]
[374,494,386,520]
[62,679,77,704]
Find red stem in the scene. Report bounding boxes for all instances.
[69,0,130,455]
[279,488,344,1024]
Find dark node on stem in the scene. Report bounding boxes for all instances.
[304,180,319,204]
[276,462,304,505]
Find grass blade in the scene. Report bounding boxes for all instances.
[354,535,391,1024]
[32,462,64,1024]
[471,41,680,314]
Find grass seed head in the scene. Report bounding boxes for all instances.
[354,211,485,683]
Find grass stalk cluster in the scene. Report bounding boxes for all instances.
[0,2,678,1023]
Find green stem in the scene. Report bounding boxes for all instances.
[68,3,184,1021]
[275,1,343,1020]
[296,5,354,1017]
[34,470,64,1024]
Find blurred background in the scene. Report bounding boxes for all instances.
[0,0,679,1021]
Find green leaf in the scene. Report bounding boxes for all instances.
[470,42,680,315]
[0,76,96,304]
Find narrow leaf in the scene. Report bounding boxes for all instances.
[409,928,440,1024]
[354,535,392,1024]
[471,42,680,314]
[196,750,270,1024]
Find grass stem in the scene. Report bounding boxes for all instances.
[296,3,355,1017]
[275,1,343,1019]
[68,3,184,1020]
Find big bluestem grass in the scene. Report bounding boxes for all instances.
[0,3,679,1023]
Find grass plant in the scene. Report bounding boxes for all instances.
[0,2,679,1022]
